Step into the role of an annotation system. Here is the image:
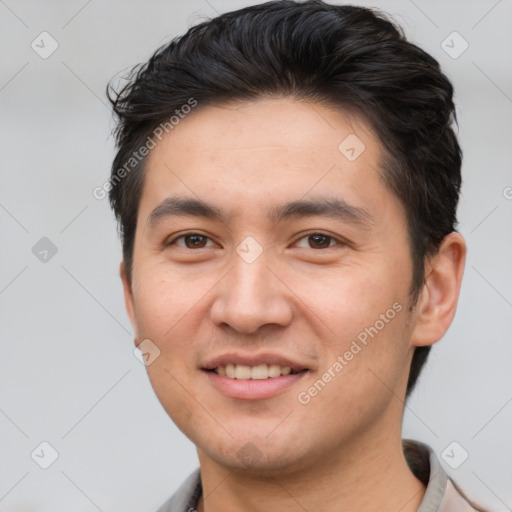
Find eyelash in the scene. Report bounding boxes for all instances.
[165,231,344,250]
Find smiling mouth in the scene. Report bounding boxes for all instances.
[207,364,307,380]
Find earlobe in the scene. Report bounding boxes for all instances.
[120,261,137,339]
[411,232,466,348]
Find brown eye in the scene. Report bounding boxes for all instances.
[295,233,339,249]
[167,233,213,249]
[184,234,208,248]
[308,234,332,249]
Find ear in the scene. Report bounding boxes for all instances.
[120,261,138,342]
[411,232,466,347]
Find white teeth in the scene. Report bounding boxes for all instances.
[250,364,268,380]
[235,365,251,380]
[214,363,298,380]
[268,364,281,378]
[226,363,236,378]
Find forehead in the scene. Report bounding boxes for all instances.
[139,98,401,226]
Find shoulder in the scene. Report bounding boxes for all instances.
[155,468,202,512]
[441,480,489,512]
[403,439,487,512]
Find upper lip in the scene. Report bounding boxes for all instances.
[202,352,309,372]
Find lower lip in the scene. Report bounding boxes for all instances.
[203,370,308,400]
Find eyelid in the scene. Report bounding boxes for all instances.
[165,232,217,248]
[293,230,345,249]
[165,231,346,249]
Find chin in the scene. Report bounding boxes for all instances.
[204,445,306,475]
[195,426,313,474]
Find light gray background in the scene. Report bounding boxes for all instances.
[1,0,511,510]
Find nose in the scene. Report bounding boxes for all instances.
[209,251,294,335]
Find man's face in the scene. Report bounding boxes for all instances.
[123,98,422,472]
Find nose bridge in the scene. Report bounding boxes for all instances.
[229,234,273,302]
[210,244,292,333]
[231,250,271,301]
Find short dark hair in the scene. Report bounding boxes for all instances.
[107,0,462,398]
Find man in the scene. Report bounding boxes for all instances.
[106,1,484,510]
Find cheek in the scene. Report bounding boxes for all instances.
[295,266,412,403]
[298,260,407,342]
[131,262,206,340]
[296,312,413,443]
[144,363,198,438]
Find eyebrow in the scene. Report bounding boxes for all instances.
[147,196,373,228]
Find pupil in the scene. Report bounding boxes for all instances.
[310,234,329,249]
[187,235,206,248]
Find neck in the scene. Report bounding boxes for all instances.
[196,426,426,512]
